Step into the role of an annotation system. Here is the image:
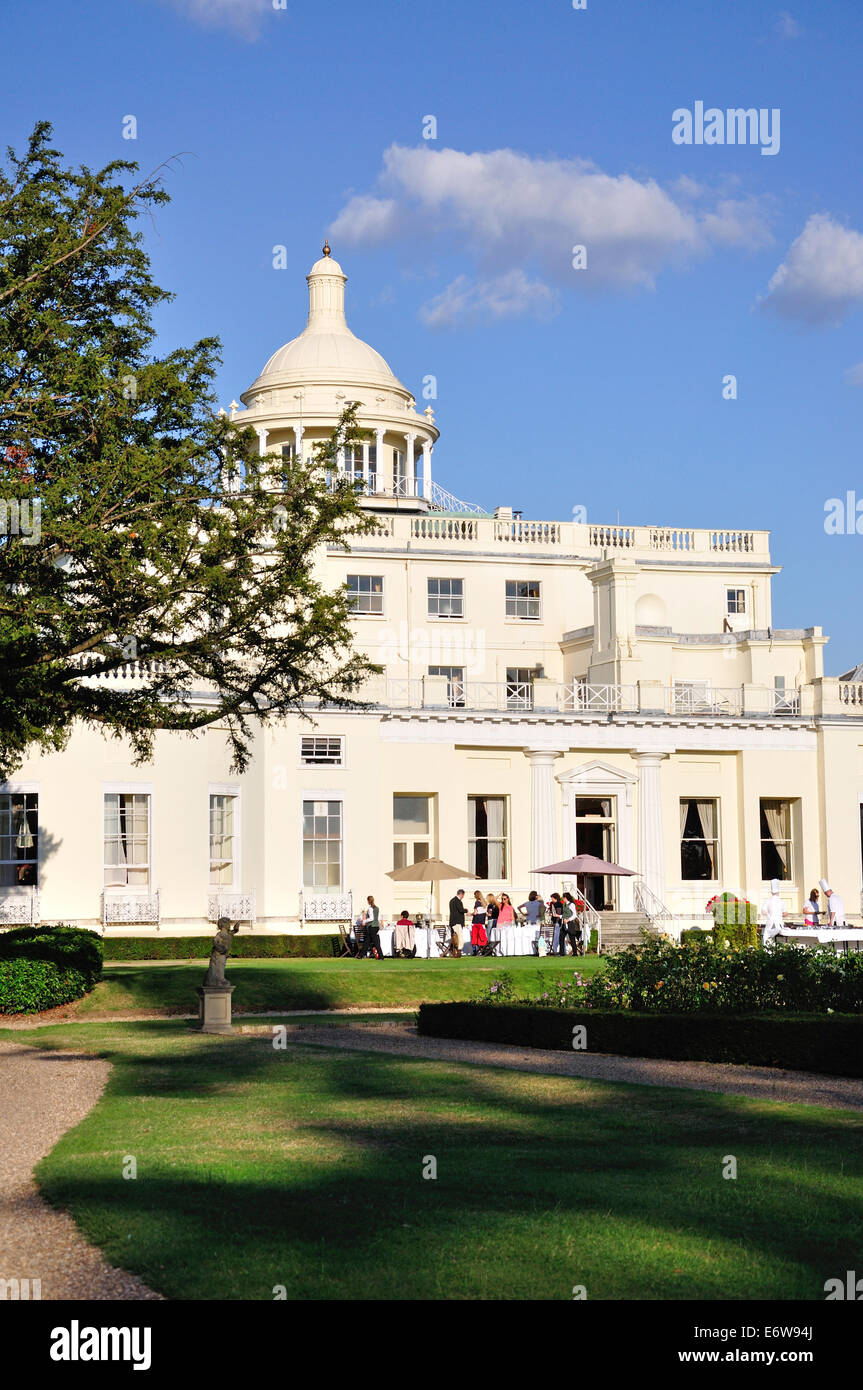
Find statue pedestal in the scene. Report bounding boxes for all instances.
[196,984,235,1034]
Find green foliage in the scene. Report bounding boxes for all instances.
[680,928,711,946]
[417,1003,863,1077]
[576,936,863,1015]
[0,958,91,1013]
[0,123,380,779]
[706,892,758,926]
[0,923,103,987]
[101,934,340,960]
[711,923,758,950]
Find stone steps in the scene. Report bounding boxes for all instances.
[598,912,655,950]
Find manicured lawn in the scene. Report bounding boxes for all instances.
[15,1018,863,1300]
[72,954,606,1016]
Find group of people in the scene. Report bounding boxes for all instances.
[762,877,847,944]
[448,888,589,957]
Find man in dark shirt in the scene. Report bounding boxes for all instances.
[448,889,466,955]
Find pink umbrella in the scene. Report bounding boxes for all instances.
[532,854,635,876]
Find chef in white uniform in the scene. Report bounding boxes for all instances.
[820,878,846,929]
[761,879,785,945]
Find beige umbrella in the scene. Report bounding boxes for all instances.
[387,856,478,922]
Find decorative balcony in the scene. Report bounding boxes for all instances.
[0,890,40,927]
[102,890,160,927]
[359,679,809,719]
[207,891,256,925]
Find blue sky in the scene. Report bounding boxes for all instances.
[4,0,863,670]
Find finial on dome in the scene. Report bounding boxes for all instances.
[322,240,331,257]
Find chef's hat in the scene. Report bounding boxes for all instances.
[770,879,780,894]
[819,878,830,893]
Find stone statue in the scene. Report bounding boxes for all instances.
[203,917,240,990]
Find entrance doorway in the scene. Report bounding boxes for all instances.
[574,797,616,908]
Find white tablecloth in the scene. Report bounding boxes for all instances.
[775,927,863,944]
[371,925,541,957]
[489,924,538,956]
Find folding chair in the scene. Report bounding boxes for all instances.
[336,920,356,959]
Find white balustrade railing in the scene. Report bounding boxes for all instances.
[412,516,478,542]
[671,686,744,717]
[561,683,638,713]
[493,520,562,544]
[207,891,256,924]
[102,890,160,927]
[709,530,756,553]
[839,682,863,707]
[0,891,40,926]
[376,680,810,718]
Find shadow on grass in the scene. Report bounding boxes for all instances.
[30,1025,863,1300]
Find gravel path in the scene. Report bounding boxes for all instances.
[0,1039,162,1300]
[253,1022,863,1112]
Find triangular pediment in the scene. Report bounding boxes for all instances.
[556,759,639,786]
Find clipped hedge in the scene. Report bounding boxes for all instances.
[0,925,103,988]
[712,923,759,950]
[418,1002,863,1078]
[101,934,341,961]
[0,925,103,1012]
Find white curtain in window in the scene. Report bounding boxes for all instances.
[485,798,505,877]
[695,800,716,874]
[763,802,789,873]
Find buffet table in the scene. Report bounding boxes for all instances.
[775,927,863,948]
[370,924,541,958]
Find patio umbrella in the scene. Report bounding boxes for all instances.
[531,855,635,877]
[387,856,478,922]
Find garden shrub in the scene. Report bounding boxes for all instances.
[101,934,341,960]
[711,923,758,950]
[417,1002,863,1077]
[0,924,103,988]
[0,958,92,1013]
[680,928,711,946]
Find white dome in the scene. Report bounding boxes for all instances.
[250,245,404,393]
[260,330,398,382]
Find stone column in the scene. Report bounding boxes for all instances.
[633,749,671,908]
[421,440,433,500]
[525,749,563,891]
[256,428,269,457]
[375,428,386,493]
[294,423,304,460]
[361,440,370,494]
[404,432,416,497]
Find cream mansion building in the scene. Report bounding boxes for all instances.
[3,247,863,937]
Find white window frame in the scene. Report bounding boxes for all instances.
[467,795,509,880]
[209,784,241,891]
[102,783,153,893]
[678,797,721,883]
[299,735,345,768]
[392,794,433,872]
[427,577,465,620]
[0,781,40,891]
[505,578,542,620]
[726,587,747,615]
[346,573,384,616]
[759,797,795,884]
[301,794,344,894]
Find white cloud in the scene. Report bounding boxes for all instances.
[419,270,559,328]
[158,0,277,39]
[328,145,772,324]
[759,214,863,325]
[775,11,802,39]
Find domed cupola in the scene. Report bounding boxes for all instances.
[233,245,442,513]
